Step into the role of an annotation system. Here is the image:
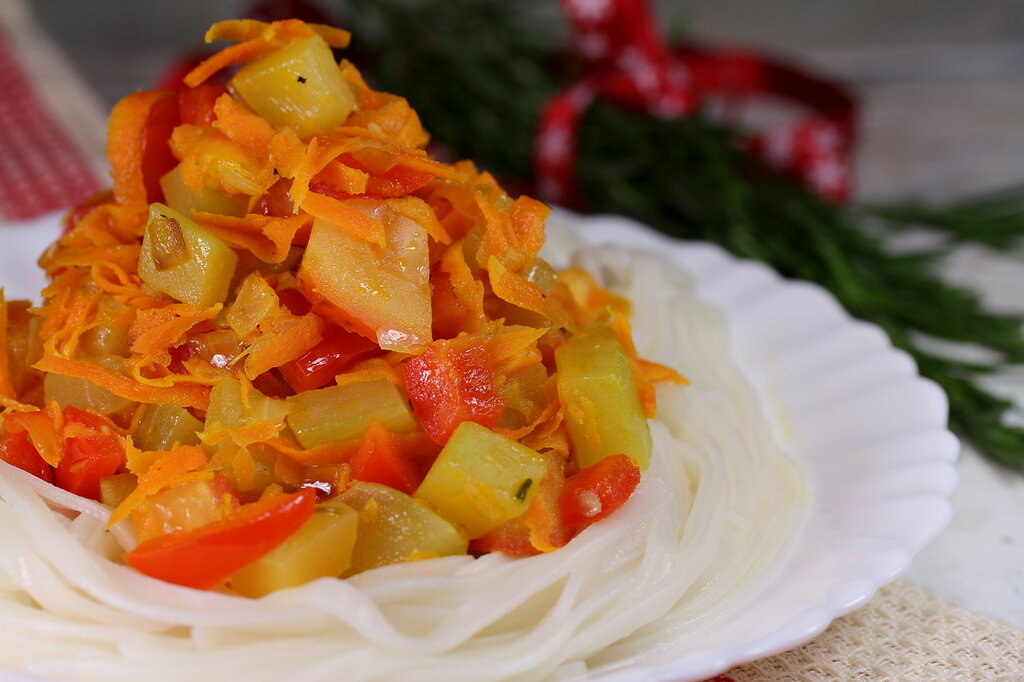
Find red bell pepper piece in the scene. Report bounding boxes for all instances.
[141,91,181,204]
[178,83,227,127]
[277,287,312,316]
[54,407,126,500]
[309,151,435,200]
[124,489,317,590]
[403,338,505,445]
[0,431,53,483]
[558,454,641,528]
[279,324,379,393]
[3,409,62,467]
[349,421,421,494]
[253,178,296,217]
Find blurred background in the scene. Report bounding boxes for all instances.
[12,0,1024,626]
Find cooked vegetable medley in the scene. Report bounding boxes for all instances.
[0,19,685,595]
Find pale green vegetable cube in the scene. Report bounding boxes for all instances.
[555,323,652,470]
[138,203,238,306]
[43,356,135,417]
[203,378,289,445]
[340,482,467,575]
[159,165,245,218]
[286,381,417,449]
[231,36,356,138]
[414,421,547,539]
[133,403,203,451]
[230,500,359,597]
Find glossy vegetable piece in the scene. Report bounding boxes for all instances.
[99,472,137,508]
[555,323,652,470]
[348,420,421,494]
[138,203,238,306]
[229,500,358,597]
[125,489,316,590]
[230,36,356,138]
[159,165,245,218]
[558,453,641,528]
[131,476,235,543]
[132,403,203,451]
[286,380,417,449]
[403,336,504,445]
[204,378,289,445]
[43,357,136,417]
[178,83,227,126]
[279,324,379,392]
[414,421,547,539]
[339,482,467,574]
[298,211,431,353]
[226,273,279,337]
[107,90,179,205]
[54,407,127,501]
[0,431,52,482]
[310,151,434,200]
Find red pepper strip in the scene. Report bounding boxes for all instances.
[178,83,228,127]
[125,489,316,590]
[279,324,380,393]
[107,90,180,206]
[558,454,641,528]
[403,337,505,446]
[349,421,421,495]
[0,431,53,483]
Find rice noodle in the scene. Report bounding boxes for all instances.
[0,233,807,681]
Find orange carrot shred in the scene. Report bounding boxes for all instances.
[183,38,279,88]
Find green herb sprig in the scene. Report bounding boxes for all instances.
[343,0,1024,469]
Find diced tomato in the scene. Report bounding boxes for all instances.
[279,324,380,392]
[55,407,126,500]
[558,454,641,528]
[141,91,181,203]
[309,151,434,200]
[277,287,312,316]
[349,421,420,494]
[124,488,316,590]
[0,431,53,483]
[178,83,227,127]
[403,337,504,445]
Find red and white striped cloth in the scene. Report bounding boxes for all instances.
[0,0,107,223]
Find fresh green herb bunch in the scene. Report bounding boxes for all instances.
[344,0,1024,469]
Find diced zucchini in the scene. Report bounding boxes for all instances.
[286,381,417,449]
[231,36,357,138]
[204,377,289,439]
[159,165,245,218]
[43,356,135,417]
[339,482,467,574]
[414,421,547,539]
[99,472,138,508]
[133,403,203,451]
[555,323,652,470]
[131,478,228,543]
[138,203,238,306]
[230,500,358,597]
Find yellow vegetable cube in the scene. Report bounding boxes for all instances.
[286,381,417,449]
[414,421,547,539]
[340,482,467,575]
[231,36,356,138]
[555,323,652,470]
[226,273,280,337]
[43,356,135,417]
[159,165,245,218]
[230,500,358,597]
[138,203,238,306]
[204,377,289,443]
[99,473,137,508]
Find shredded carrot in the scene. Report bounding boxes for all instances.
[108,445,209,526]
[129,304,222,365]
[107,91,177,206]
[183,38,280,88]
[487,256,555,321]
[34,356,210,410]
[299,193,386,247]
[244,313,324,379]
[0,292,15,399]
[192,212,311,263]
[212,94,276,154]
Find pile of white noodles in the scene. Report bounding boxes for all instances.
[0,234,807,682]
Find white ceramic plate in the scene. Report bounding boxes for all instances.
[0,211,958,682]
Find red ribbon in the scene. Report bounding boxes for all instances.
[537,0,857,205]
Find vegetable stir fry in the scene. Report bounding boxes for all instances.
[0,19,685,595]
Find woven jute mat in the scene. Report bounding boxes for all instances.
[722,580,1024,681]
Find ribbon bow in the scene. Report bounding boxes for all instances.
[536,0,857,205]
